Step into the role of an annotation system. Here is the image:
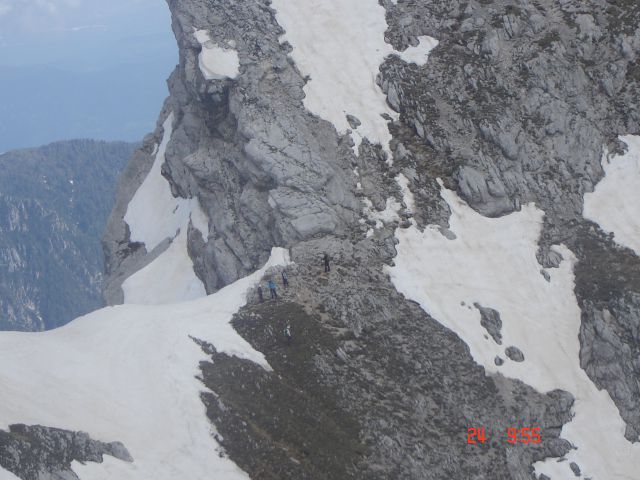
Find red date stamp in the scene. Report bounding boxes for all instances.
[467,427,541,445]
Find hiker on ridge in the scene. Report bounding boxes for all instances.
[284,323,292,345]
[257,285,264,303]
[268,279,278,299]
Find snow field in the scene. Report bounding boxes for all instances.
[124,113,209,252]
[0,248,291,480]
[271,0,438,158]
[387,181,640,479]
[0,468,19,479]
[123,112,209,305]
[194,29,240,80]
[583,135,640,256]
[122,228,206,304]
[398,36,441,66]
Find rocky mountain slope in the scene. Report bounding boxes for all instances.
[0,0,639,479]
[99,0,640,477]
[0,140,134,331]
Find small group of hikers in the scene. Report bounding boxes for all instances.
[255,254,332,345]
[257,270,289,303]
[256,253,331,304]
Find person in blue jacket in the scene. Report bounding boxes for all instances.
[268,279,278,299]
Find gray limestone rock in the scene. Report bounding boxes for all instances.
[474,303,503,345]
[570,461,582,477]
[505,346,525,363]
[103,0,361,297]
[346,114,362,129]
[572,222,640,441]
[0,425,132,480]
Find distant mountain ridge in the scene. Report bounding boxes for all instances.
[0,139,135,331]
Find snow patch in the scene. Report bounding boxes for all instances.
[396,173,415,216]
[395,36,440,66]
[0,248,291,480]
[122,229,206,305]
[194,29,240,80]
[583,135,640,256]
[124,113,209,252]
[271,0,437,158]
[0,468,19,480]
[363,196,401,230]
[388,181,640,479]
[123,113,210,304]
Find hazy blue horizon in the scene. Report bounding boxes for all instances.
[0,0,177,152]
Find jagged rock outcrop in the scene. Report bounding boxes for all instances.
[0,140,134,331]
[0,424,132,480]
[475,302,504,344]
[103,0,361,303]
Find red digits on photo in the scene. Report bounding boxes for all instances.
[467,427,486,444]
[532,427,541,444]
[507,427,517,444]
[521,427,531,444]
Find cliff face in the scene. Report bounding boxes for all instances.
[103,0,361,303]
[101,0,640,478]
[0,140,134,331]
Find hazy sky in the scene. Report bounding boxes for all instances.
[0,0,178,150]
[0,0,176,68]
[0,0,166,34]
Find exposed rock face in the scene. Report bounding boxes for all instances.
[0,140,134,331]
[381,0,640,442]
[103,0,361,302]
[505,346,525,363]
[0,424,132,480]
[382,0,639,223]
[475,302,503,344]
[100,0,640,477]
